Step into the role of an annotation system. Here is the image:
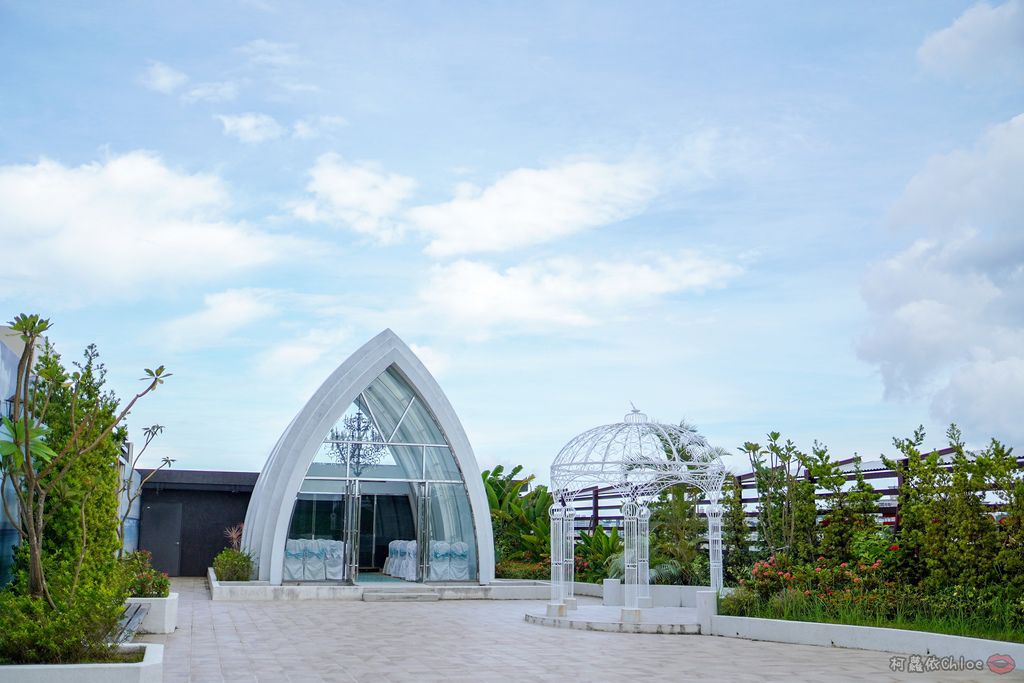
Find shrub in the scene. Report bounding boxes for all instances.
[495,560,548,580]
[120,550,170,598]
[723,552,1024,643]
[127,568,170,598]
[0,574,128,664]
[213,548,253,581]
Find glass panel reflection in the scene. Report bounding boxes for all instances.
[427,483,477,582]
[424,446,460,481]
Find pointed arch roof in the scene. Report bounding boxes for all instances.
[242,329,495,584]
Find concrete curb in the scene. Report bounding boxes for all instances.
[0,643,162,683]
[696,590,1024,662]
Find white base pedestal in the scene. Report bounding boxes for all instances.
[547,602,567,617]
[620,608,642,623]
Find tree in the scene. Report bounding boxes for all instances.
[807,443,880,562]
[742,433,818,563]
[722,475,751,584]
[648,483,705,579]
[117,423,173,557]
[0,314,169,606]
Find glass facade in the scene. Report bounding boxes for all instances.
[284,365,478,583]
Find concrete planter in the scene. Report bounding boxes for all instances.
[125,593,178,634]
[696,590,1024,662]
[0,643,162,683]
[603,582,730,608]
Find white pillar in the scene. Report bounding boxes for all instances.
[638,505,651,608]
[621,501,642,622]
[706,494,724,593]
[563,506,577,609]
[622,501,639,610]
[548,504,566,616]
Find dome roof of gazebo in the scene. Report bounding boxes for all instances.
[550,407,726,500]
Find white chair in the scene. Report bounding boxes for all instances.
[428,540,450,581]
[302,538,326,581]
[401,540,418,581]
[325,539,346,581]
[284,539,304,581]
[389,541,404,577]
[449,541,470,581]
[384,540,399,575]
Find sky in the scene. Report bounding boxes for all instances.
[0,1,1021,480]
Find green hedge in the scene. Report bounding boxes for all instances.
[495,560,548,580]
[213,548,254,581]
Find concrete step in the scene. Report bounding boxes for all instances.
[362,590,439,602]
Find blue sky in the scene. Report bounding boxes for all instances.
[1,1,1021,479]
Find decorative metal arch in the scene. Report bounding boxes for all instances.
[549,408,727,611]
[242,329,495,585]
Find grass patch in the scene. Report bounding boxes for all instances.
[0,650,145,665]
[720,588,1024,644]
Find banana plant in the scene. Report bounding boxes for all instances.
[575,525,623,580]
[515,484,554,560]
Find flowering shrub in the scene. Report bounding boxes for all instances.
[128,568,170,598]
[723,551,1024,642]
[745,555,795,599]
[121,550,171,598]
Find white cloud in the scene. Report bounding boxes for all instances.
[158,289,279,349]
[216,113,285,143]
[890,113,1024,234]
[292,153,416,243]
[419,253,741,334]
[183,81,240,103]
[408,343,450,377]
[917,1,1024,80]
[932,357,1024,438]
[141,61,188,94]
[0,151,305,304]
[237,39,300,67]
[407,159,660,256]
[256,327,350,376]
[293,115,348,140]
[860,113,1024,441]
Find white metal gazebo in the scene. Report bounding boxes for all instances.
[548,407,727,617]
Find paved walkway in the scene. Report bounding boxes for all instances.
[140,578,993,682]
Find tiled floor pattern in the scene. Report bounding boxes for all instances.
[139,577,995,683]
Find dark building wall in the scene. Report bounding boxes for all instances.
[137,469,258,577]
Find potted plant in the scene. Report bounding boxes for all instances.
[123,551,177,634]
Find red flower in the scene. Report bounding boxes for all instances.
[839,562,847,568]
[888,544,899,551]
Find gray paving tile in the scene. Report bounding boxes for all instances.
[143,577,986,683]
